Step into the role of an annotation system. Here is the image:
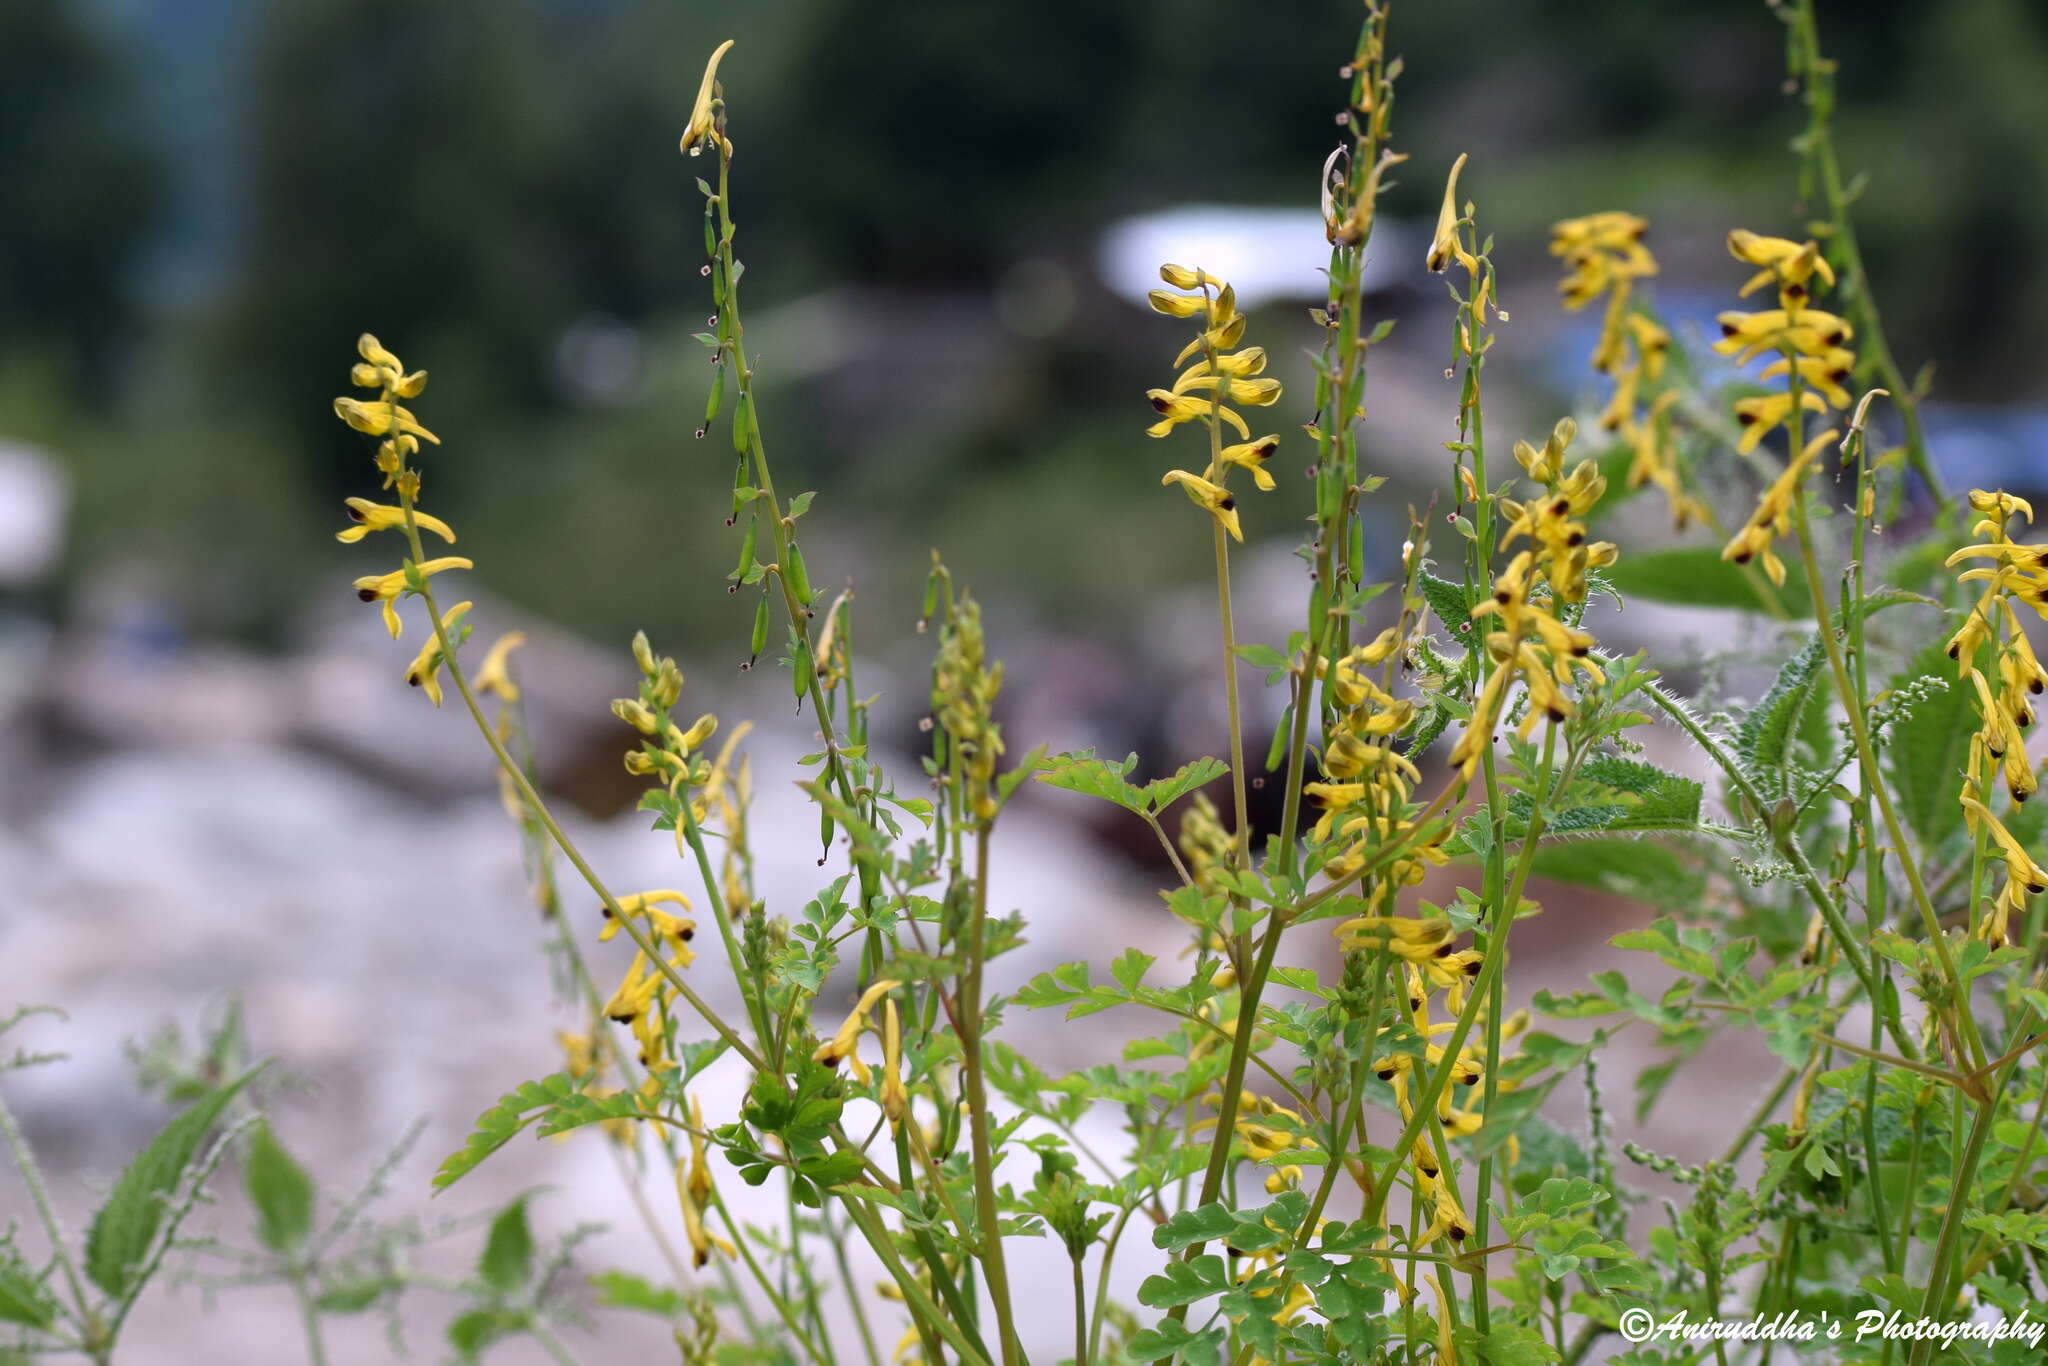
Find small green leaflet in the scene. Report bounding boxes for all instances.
[1035,749,1227,818]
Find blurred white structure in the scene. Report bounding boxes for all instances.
[1099,204,1415,309]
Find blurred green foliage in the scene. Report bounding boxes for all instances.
[6,0,2045,649]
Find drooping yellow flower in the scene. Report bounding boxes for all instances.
[1720,429,1834,585]
[352,557,473,638]
[336,498,454,544]
[1161,470,1244,542]
[1425,153,1471,275]
[401,601,472,706]
[812,978,902,1082]
[333,397,440,446]
[680,40,736,154]
[472,631,526,701]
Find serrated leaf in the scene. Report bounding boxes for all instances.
[1141,757,1228,813]
[433,1074,580,1191]
[1127,1320,1225,1366]
[1136,1255,1229,1308]
[0,1249,57,1329]
[1885,642,1972,852]
[478,1196,534,1295]
[85,1066,259,1299]
[1420,572,1479,645]
[244,1120,315,1255]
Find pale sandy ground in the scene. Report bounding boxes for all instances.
[0,590,1788,1365]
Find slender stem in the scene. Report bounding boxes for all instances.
[961,828,1020,1366]
[0,1089,94,1323]
[291,1274,331,1366]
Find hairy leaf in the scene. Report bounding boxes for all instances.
[85,1066,259,1299]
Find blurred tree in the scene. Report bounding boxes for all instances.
[0,3,163,403]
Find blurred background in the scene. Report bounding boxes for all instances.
[5,0,2048,1359]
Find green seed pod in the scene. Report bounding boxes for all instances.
[749,594,769,662]
[705,364,725,423]
[733,393,751,454]
[732,512,758,583]
[786,542,813,605]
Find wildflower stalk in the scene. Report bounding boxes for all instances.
[1780,386,1986,1073]
[394,494,763,1070]
[1784,0,1942,502]
[0,1089,93,1337]
[962,826,1023,1366]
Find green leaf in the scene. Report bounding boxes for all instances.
[315,1279,388,1314]
[0,1248,57,1330]
[447,1307,524,1359]
[1884,642,1972,852]
[1420,572,1479,645]
[1152,1202,1236,1252]
[1127,1320,1225,1366]
[433,1073,581,1191]
[1141,756,1228,813]
[1737,591,1931,792]
[589,1269,690,1318]
[478,1196,534,1295]
[85,1066,259,1299]
[243,1121,316,1255]
[1602,546,1809,615]
[1136,1255,1229,1308]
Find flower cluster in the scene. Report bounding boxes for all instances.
[931,594,1005,823]
[1945,489,2048,944]
[332,336,475,679]
[1193,1088,1320,1195]
[1146,264,1282,542]
[1714,231,1853,581]
[1549,212,1703,530]
[1302,626,1447,905]
[611,631,747,859]
[1448,419,1609,780]
[810,979,913,1132]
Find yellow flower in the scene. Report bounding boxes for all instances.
[472,631,526,701]
[1732,389,1831,455]
[336,497,455,544]
[1161,470,1243,541]
[401,601,471,706]
[1425,153,1470,274]
[1713,308,1852,366]
[352,557,473,638]
[680,40,736,154]
[333,396,440,445]
[1217,436,1280,491]
[1146,389,1251,441]
[812,978,902,1079]
[1727,229,1835,300]
[1721,430,1834,584]
[879,999,909,1126]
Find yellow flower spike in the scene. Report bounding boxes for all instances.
[1216,436,1280,491]
[401,601,471,706]
[352,557,473,638]
[333,396,440,445]
[1162,470,1244,541]
[680,40,736,154]
[337,497,455,545]
[1425,153,1469,274]
[1146,390,1251,441]
[472,631,526,702]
